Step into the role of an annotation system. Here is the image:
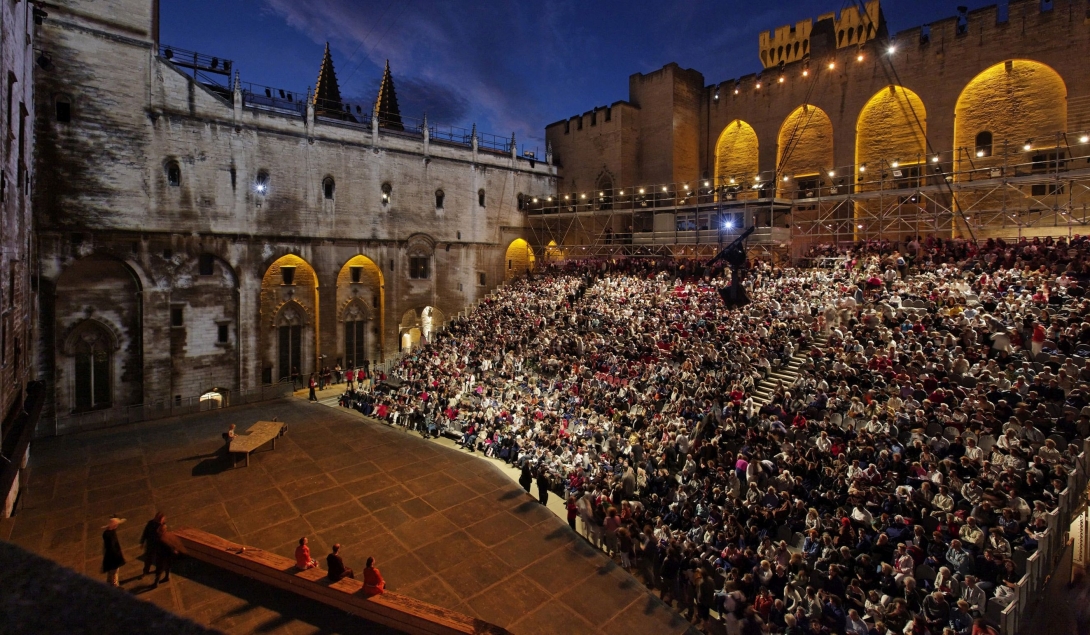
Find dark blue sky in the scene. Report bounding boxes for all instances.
[161,0,994,155]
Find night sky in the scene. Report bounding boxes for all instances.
[161,0,995,155]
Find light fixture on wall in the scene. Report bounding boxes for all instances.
[857,53,864,62]
[828,170,836,177]
[932,155,940,163]
[1081,135,1090,144]
[858,165,866,173]
[638,188,645,194]
[828,62,836,70]
[1024,139,1033,151]
[778,76,785,83]
[891,159,899,168]
[703,181,710,187]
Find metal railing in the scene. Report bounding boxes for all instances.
[998,440,1088,634]
[49,381,294,437]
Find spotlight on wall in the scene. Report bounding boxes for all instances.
[1024,139,1033,151]
[683,184,690,190]
[888,45,897,54]
[858,165,866,173]
[729,178,736,184]
[563,195,569,200]
[976,149,985,158]
[662,186,668,192]
[778,76,785,83]
[1081,135,1089,144]
[703,181,710,187]
[618,190,624,195]
[723,219,734,230]
[828,170,835,177]
[580,193,586,199]
[755,83,761,89]
[891,160,899,168]
[714,90,720,101]
[857,224,864,229]
[857,53,864,62]
[828,62,836,70]
[532,198,538,203]
[599,191,605,196]
[638,188,645,194]
[734,88,739,95]
[802,69,809,77]
[932,155,940,163]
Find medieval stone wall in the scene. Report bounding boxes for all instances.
[546,0,1090,240]
[33,0,556,431]
[1,0,37,433]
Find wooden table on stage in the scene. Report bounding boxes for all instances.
[229,421,286,467]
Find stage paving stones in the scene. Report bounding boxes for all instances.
[3,396,696,635]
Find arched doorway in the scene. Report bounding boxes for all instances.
[420,306,446,343]
[504,238,535,281]
[777,104,834,198]
[953,60,1067,236]
[855,85,927,190]
[199,388,229,411]
[336,255,384,367]
[399,309,422,353]
[55,256,144,415]
[260,254,319,385]
[714,119,759,192]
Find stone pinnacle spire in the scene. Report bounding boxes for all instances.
[314,43,354,121]
[374,60,404,131]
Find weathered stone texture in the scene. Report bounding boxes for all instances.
[33,0,556,431]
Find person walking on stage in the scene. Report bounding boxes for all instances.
[139,512,164,576]
[101,516,126,587]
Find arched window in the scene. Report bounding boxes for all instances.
[516,193,525,211]
[381,182,392,206]
[975,131,993,158]
[166,160,181,187]
[56,95,72,123]
[73,326,112,412]
[435,189,445,209]
[323,176,335,200]
[478,189,486,207]
[255,170,270,195]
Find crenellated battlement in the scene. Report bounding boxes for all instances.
[759,0,881,69]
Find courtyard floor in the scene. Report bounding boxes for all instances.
[1,394,694,635]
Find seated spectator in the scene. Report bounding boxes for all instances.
[326,543,354,581]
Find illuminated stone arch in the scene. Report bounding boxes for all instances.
[504,238,535,281]
[954,60,1067,166]
[544,240,564,262]
[259,254,319,384]
[336,255,385,365]
[856,85,927,187]
[713,120,759,188]
[777,104,834,196]
[953,60,1067,237]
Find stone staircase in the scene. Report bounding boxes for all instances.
[751,334,828,405]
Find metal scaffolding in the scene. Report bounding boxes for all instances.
[528,131,1090,260]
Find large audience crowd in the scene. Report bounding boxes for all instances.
[339,235,1090,635]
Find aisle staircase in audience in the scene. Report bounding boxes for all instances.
[751,334,828,406]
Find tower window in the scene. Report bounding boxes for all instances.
[323,176,335,200]
[409,257,429,279]
[255,170,270,195]
[478,189,486,207]
[975,131,993,158]
[166,161,181,187]
[198,253,214,276]
[381,182,392,206]
[435,189,445,209]
[350,266,363,283]
[56,97,71,123]
[171,306,184,327]
[218,324,229,343]
[280,265,296,285]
